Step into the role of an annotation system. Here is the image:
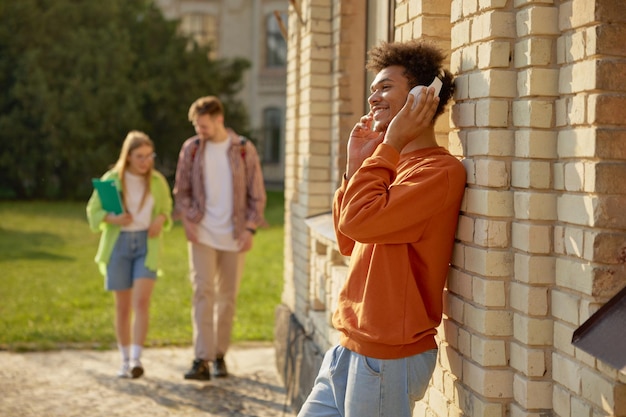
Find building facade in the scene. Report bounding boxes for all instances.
[154,0,288,188]
[275,0,626,416]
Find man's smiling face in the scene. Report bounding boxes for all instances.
[368,65,412,132]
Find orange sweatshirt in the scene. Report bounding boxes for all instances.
[332,143,466,359]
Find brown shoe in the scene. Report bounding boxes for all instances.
[213,356,228,378]
[184,358,211,381]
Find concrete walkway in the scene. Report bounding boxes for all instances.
[0,342,296,417]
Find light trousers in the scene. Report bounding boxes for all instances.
[298,345,437,417]
[188,242,245,361]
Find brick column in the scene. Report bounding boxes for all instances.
[510,3,560,417]
[278,0,367,410]
[282,0,334,324]
[448,0,516,416]
[552,1,626,416]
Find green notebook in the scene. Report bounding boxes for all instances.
[92,178,123,215]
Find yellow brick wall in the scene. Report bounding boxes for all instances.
[281,0,626,416]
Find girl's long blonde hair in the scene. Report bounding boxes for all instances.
[113,130,154,211]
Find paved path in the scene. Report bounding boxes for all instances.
[0,342,296,417]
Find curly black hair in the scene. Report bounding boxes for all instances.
[366,40,455,119]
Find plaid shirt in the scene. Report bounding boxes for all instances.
[173,129,267,238]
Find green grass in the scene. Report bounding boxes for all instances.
[0,191,284,352]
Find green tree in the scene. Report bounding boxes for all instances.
[0,0,250,199]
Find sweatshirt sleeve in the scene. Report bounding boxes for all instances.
[332,176,356,256]
[336,143,451,245]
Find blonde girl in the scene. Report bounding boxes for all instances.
[87,131,172,378]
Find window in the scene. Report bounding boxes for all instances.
[180,13,218,58]
[366,0,393,46]
[266,13,287,67]
[263,107,282,163]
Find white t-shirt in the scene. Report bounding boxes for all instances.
[121,171,154,232]
[197,139,239,251]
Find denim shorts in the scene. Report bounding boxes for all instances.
[105,231,156,291]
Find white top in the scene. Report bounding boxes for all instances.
[121,171,154,232]
[197,139,238,251]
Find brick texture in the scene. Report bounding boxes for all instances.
[281,1,626,417]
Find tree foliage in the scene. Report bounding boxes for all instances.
[0,0,250,199]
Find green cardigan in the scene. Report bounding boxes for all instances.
[86,169,173,277]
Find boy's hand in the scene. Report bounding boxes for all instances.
[383,87,439,153]
[345,112,384,179]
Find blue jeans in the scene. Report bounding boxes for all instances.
[297,345,437,417]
